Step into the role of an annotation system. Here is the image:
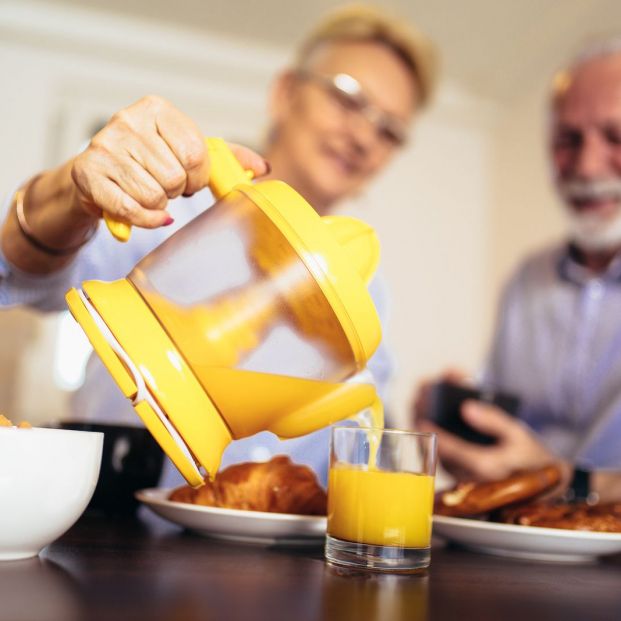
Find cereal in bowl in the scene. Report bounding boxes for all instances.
[0,414,32,428]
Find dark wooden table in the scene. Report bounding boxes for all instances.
[1,513,620,621]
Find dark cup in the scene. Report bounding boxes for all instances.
[57,422,165,516]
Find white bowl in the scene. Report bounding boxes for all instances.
[0,426,103,561]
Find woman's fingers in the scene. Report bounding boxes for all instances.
[89,177,172,229]
[127,132,190,200]
[71,95,270,230]
[229,143,271,179]
[72,151,172,228]
[155,102,207,196]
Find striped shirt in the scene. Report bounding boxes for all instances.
[483,244,621,469]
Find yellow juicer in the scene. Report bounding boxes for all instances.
[66,138,383,487]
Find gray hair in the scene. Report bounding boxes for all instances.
[552,35,621,100]
[568,35,621,67]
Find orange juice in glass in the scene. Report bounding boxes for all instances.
[326,427,437,572]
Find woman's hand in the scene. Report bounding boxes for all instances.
[1,96,268,274]
[70,95,269,228]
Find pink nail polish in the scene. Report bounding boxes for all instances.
[163,216,175,227]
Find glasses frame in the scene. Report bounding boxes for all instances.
[295,70,410,148]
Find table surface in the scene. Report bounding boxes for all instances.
[1,512,620,621]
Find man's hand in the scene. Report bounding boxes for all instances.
[411,368,469,425]
[419,400,563,482]
[70,95,269,228]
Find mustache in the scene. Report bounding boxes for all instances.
[559,178,621,203]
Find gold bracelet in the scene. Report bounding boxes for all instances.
[14,176,97,256]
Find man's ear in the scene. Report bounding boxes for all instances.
[269,70,299,124]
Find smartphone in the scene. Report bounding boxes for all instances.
[427,381,521,445]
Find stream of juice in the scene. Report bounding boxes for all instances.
[354,397,383,469]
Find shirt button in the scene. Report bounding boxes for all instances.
[588,280,604,299]
[250,446,272,462]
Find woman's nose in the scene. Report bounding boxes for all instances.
[346,113,379,154]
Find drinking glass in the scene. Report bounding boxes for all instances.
[325,426,437,573]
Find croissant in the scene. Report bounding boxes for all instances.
[169,455,327,515]
[435,464,562,517]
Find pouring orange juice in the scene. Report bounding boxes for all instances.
[65,139,388,487]
[326,427,437,573]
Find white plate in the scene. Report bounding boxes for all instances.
[136,488,327,546]
[433,515,621,563]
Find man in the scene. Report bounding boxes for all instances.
[417,40,621,503]
[0,6,437,484]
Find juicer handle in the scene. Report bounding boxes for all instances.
[103,137,253,242]
[205,137,255,199]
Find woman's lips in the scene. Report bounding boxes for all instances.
[321,146,360,177]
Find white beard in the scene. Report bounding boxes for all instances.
[558,178,621,251]
[565,207,621,251]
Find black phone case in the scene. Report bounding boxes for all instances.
[428,381,521,445]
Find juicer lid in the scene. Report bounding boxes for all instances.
[237,181,382,369]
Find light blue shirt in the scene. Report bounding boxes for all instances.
[483,243,621,470]
[0,189,393,487]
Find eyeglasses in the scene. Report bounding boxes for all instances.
[296,70,409,148]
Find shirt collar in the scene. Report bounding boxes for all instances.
[558,242,621,285]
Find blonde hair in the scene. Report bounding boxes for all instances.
[295,4,439,108]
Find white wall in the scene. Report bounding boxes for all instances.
[0,1,280,423]
[0,1,500,429]
[491,81,567,293]
[356,90,499,423]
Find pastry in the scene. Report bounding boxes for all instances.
[169,455,327,515]
[436,465,621,533]
[435,464,562,517]
[500,500,621,532]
